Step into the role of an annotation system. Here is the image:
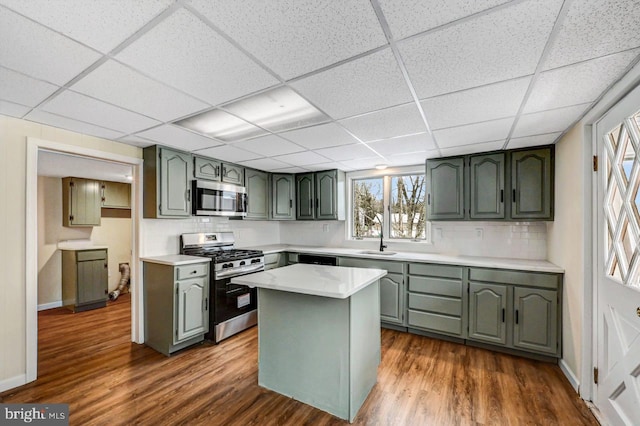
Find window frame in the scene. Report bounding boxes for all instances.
[347,165,431,243]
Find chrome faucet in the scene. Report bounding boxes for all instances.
[379,230,387,252]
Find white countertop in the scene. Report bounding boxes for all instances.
[58,240,108,251]
[240,244,564,273]
[140,255,211,266]
[231,263,387,299]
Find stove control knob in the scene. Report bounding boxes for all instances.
[222,263,233,269]
[239,261,246,266]
[251,258,261,264]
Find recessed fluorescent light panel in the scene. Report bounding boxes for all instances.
[175,87,329,142]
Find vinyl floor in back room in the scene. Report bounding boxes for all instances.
[0,294,598,425]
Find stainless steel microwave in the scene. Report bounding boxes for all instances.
[192,180,247,217]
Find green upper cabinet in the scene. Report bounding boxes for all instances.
[426,157,465,220]
[144,145,192,218]
[193,156,221,181]
[101,181,131,209]
[221,163,244,186]
[511,148,553,220]
[62,177,101,227]
[296,173,315,220]
[245,168,269,220]
[271,173,295,220]
[470,153,505,219]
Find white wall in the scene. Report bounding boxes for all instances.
[0,115,141,390]
[38,176,133,307]
[280,220,547,260]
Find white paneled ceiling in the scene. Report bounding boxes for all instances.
[1,0,640,172]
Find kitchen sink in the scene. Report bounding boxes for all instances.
[358,250,397,256]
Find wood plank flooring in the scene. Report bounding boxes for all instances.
[1,295,598,425]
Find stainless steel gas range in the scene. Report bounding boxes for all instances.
[180,232,264,343]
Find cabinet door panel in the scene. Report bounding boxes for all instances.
[221,164,244,186]
[511,148,552,220]
[470,153,504,219]
[427,157,465,220]
[101,181,131,209]
[245,169,269,220]
[194,156,221,181]
[69,178,101,226]
[296,173,315,219]
[77,259,107,305]
[513,287,557,354]
[272,174,295,220]
[380,273,403,324]
[316,170,337,220]
[160,149,191,216]
[468,282,507,345]
[176,277,207,342]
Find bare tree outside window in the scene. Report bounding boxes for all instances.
[391,174,426,239]
[353,178,383,237]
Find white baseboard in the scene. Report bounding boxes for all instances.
[37,301,62,311]
[0,373,27,393]
[559,358,580,393]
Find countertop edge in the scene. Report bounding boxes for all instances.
[140,255,212,266]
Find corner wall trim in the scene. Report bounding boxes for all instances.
[559,358,580,393]
[37,301,62,311]
[0,374,26,393]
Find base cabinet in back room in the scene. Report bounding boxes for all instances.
[143,260,210,356]
[62,249,108,312]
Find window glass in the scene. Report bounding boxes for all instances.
[353,178,383,238]
[391,174,426,239]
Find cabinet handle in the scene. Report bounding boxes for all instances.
[104,263,107,268]
[205,298,208,311]
[502,308,505,323]
[309,199,313,210]
[427,194,431,205]
[515,309,519,324]
[500,190,503,203]
[289,199,293,209]
[216,165,221,177]
[187,189,191,202]
[512,189,516,203]
[191,270,197,274]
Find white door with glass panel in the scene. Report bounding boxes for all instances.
[595,83,640,426]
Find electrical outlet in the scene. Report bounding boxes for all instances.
[475,228,483,239]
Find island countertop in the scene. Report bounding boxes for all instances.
[231,263,387,299]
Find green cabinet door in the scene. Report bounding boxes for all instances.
[510,148,553,220]
[221,163,244,186]
[380,273,404,324]
[426,157,465,220]
[159,148,192,217]
[470,153,505,219]
[468,282,508,345]
[296,173,315,220]
[63,177,101,226]
[176,277,208,343]
[513,287,558,354]
[193,156,221,181]
[101,181,131,209]
[316,170,338,220]
[245,168,269,220]
[76,256,107,306]
[272,174,295,220]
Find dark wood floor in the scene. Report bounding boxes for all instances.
[1,294,598,425]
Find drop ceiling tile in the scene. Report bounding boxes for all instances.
[339,157,387,171]
[0,100,31,118]
[280,123,360,149]
[439,140,505,157]
[239,157,290,172]
[304,162,349,172]
[24,110,124,140]
[387,151,436,167]
[314,143,380,162]
[433,117,514,148]
[421,77,531,130]
[366,133,435,156]
[41,90,161,134]
[506,132,562,150]
[0,0,173,53]
[190,0,387,80]
[136,125,222,151]
[231,134,305,157]
[272,166,310,174]
[272,150,330,166]
[116,135,156,148]
[339,103,427,141]
[195,144,262,163]
[291,48,413,119]
[0,67,59,107]
[71,60,210,122]
[116,9,278,106]
[0,7,101,85]
[398,0,562,98]
[524,50,640,113]
[543,0,640,70]
[378,0,511,40]
[512,103,590,138]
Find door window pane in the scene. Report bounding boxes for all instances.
[391,174,426,239]
[353,178,383,238]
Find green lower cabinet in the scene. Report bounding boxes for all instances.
[512,287,558,354]
[468,282,508,345]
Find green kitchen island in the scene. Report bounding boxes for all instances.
[231,263,387,422]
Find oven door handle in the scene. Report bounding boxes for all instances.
[217,264,264,279]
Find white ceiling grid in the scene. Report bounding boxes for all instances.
[0,0,639,172]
